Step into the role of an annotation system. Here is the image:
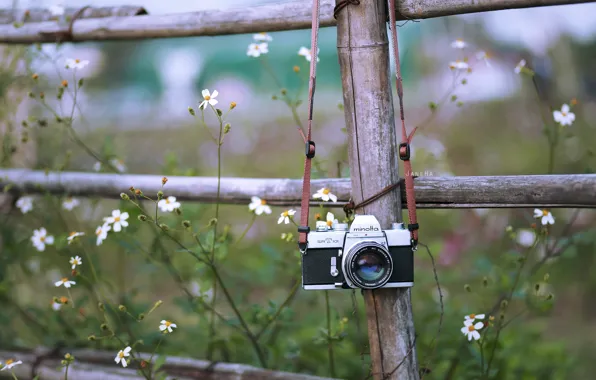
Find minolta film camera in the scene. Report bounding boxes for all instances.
[301,215,414,290]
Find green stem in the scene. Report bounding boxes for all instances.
[325,291,336,378]
[255,280,300,340]
[479,340,485,378]
[233,213,257,246]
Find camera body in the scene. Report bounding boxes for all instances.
[301,215,414,290]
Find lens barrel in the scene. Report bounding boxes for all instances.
[343,242,393,289]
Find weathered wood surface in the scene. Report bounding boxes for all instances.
[0,6,147,24]
[1,169,596,208]
[0,348,337,380]
[0,0,592,44]
[336,0,418,378]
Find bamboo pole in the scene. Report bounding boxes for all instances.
[1,169,596,208]
[0,0,592,44]
[335,0,418,379]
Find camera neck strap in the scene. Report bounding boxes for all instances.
[297,0,419,252]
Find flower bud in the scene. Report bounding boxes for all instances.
[154,300,163,308]
[21,120,28,128]
[53,296,60,303]
[461,79,467,85]
[120,193,130,200]
[118,304,127,312]
[182,220,191,228]
[216,109,223,116]
[281,88,287,95]
[534,283,540,293]
[272,95,278,100]
[543,273,550,282]
[428,101,437,110]
[61,359,67,365]
[98,302,104,310]
[464,284,471,292]
[138,313,145,320]
[159,224,169,231]
[32,73,39,80]
[505,225,513,232]
[39,92,45,99]
[100,323,108,331]
[224,123,231,134]
[135,189,142,196]
[546,293,554,301]
[28,91,35,98]
[482,276,488,287]
[230,102,237,109]
[88,334,96,341]
[78,78,84,88]
[162,177,168,185]
[450,95,457,102]
[188,107,195,116]
[208,218,217,227]
[38,119,47,127]
[500,300,508,310]
[456,101,464,107]
[64,353,72,360]
[138,214,148,222]
[157,190,164,199]
[293,66,300,73]
[61,79,68,87]
[174,208,182,215]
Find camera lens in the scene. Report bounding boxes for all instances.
[344,243,393,289]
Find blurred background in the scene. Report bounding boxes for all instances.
[0,0,596,379]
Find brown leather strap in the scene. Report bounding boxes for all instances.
[389,0,419,248]
[297,0,321,252]
[333,0,360,19]
[39,5,90,43]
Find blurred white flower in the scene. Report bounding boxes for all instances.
[461,320,483,341]
[553,104,575,126]
[464,313,485,323]
[95,224,111,245]
[65,58,89,70]
[534,209,555,225]
[449,60,469,71]
[158,196,181,212]
[55,277,76,288]
[247,42,269,57]
[190,281,214,302]
[93,161,102,172]
[253,32,272,42]
[31,228,54,252]
[475,51,491,67]
[326,212,338,228]
[248,196,272,215]
[199,89,219,109]
[451,39,467,49]
[51,299,62,311]
[62,197,80,211]
[159,320,177,333]
[67,231,85,244]
[514,59,526,74]
[69,256,82,269]
[313,188,337,203]
[114,347,131,367]
[16,196,33,214]
[105,210,129,232]
[0,359,23,371]
[277,209,296,224]
[298,46,320,62]
[49,4,65,16]
[516,229,536,247]
[110,158,127,173]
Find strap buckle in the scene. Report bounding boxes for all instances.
[305,140,316,159]
[398,142,410,161]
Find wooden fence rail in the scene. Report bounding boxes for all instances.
[0,0,592,44]
[1,169,595,208]
[0,348,336,380]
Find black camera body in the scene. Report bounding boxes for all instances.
[301,215,414,290]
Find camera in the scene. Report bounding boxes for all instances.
[301,215,414,290]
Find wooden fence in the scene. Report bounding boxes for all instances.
[1,1,595,379]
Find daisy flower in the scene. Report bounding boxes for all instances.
[69,256,82,269]
[298,46,320,62]
[533,209,555,225]
[248,196,272,215]
[451,39,466,49]
[49,4,65,16]
[277,209,296,224]
[253,32,272,42]
[313,188,337,202]
[516,229,536,247]
[114,347,131,368]
[199,89,219,110]
[95,224,111,245]
[475,50,491,67]
[325,212,338,228]
[55,277,76,288]
[31,227,54,252]
[52,299,62,311]
[0,359,23,371]
[553,104,575,126]
[16,196,33,214]
[514,59,526,74]
[67,231,85,244]
[62,197,80,210]
[93,161,102,172]
[65,58,89,70]
[109,158,127,173]
[105,210,129,232]
[247,42,269,57]
[449,60,469,71]
[158,196,181,212]
[461,320,484,341]
[464,313,485,323]
[159,320,177,333]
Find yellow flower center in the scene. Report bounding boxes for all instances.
[253,45,260,51]
[165,199,170,204]
[164,321,172,327]
[542,210,549,216]
[467,325,476,332]
[96,229,102,236]
[204,95,211,100]
[118,351,125,359]
[326,220,333,227]
[60,296,69,304]
[61,277,68,283]
[282,211,289,217]
[562,112,567,116]
[69,231,77,236]
[260,199,267,205]
[114,216,121,222]
[259,32,266,36]
[323,189,330,195]
[75,59,80,63]
[5,359,13,365]
[469,314,475,319]
[40,236,46,242]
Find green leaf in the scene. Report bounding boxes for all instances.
[153,355,167,372]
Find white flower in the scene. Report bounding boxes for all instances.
[69,256,83,269]
[534,209,555,225]
[190,282,214,302]
[553,104,575,126]
[65,58,89,70]
[49,4,65,16]
[461,320,484,341]
[253,32,272,42]
[277,209,296,224]
[95,224,111,245]
[93,161,102,172]
[514,59,526,74]
[199,89,219,109]
[110,158,127,173]
[67,231,85,244]
[326,212,338,228]
[449,60,469,71]
[16,196,33,214]
[313,188,337,203]
[247,42,269,58]
[114,347,131,368]
[62,197,80,211]
[105,210,129,232]
[0,359,23,371]
[464,313,485,323]
[55,277,76,288]
[31,228,54,252]
[475,51,491,67]
[298,46,320,62]
[248,196,272,215]
[158,196,181,212]
[516,229,536,247]
[52,299,62,311]
[451,39,466,49]
[159,320,177,333]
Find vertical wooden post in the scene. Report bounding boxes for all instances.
[335,1,419,379]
